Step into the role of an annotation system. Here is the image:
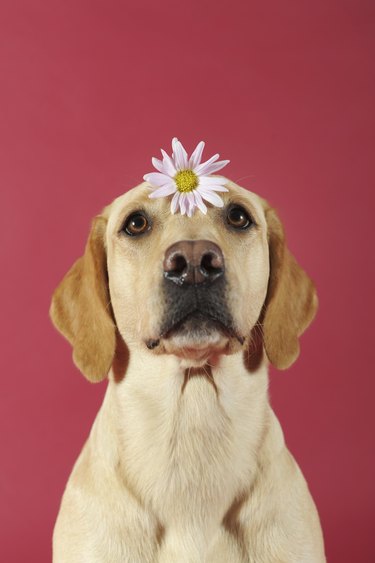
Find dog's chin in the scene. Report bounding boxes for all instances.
[164,330,230,365]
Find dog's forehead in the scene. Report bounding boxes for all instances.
[105,180,267,234]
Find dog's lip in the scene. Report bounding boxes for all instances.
[165,344,227,363]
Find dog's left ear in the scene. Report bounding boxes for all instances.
[262,205,318,370]
[49,216,116,382]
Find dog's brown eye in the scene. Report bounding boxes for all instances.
[227,206,252,230]
[123,213,150,236]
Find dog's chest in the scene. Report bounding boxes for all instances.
[115,365,268,526]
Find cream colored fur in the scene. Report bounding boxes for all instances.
[51,181,325,562]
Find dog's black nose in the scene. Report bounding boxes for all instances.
[163,240,225,286]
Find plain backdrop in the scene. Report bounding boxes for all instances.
[1,1,374,561]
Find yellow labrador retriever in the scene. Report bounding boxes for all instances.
[50,179,325,562]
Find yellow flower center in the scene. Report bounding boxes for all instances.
[174,169,198,193]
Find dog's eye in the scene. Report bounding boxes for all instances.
[123,212,150,236]
[227,206,253,230]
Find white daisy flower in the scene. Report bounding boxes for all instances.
[143,137,230,216]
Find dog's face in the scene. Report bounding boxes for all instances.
[106,181,269,364]
[50,179,317,381]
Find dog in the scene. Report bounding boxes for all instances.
[50,179,325,562]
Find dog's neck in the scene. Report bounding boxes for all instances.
[93,347,280,555]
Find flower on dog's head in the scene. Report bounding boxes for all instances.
[143,138,229,216]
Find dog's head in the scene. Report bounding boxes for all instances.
[50,180,317,382]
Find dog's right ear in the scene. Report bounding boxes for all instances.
[49,216,116,383]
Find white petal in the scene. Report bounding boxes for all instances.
[149,183,176,199]
[194,153,219,175]
[151,157,165,174]
[193,190,207,214]
[171,137,179,162]
[203,185,229,192]
[196,159,229,176]
[160,150,177,176]
[189,141,205,169]
[172,138,188,170]
[198,176,228,188]
[143,172,172,187]
[179,194,187,215]
[198,185,229,194]
[198,189,225,208]
[171,192,180,214]
[186,192,196,217]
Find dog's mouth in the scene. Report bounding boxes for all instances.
[146,308,244,360]
[162,310,242,342]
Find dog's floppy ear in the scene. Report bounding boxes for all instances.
[50,215,116,382]
[262,205,318,370]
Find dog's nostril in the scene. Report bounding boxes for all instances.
[172,254,188,274]
[167,253,187,275]
[200,252,222,274]
[200,250,224,283]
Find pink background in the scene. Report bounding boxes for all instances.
[1,1,374,561]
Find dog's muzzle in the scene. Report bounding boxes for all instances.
[154,240,240,343]
[145,240,245,350]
